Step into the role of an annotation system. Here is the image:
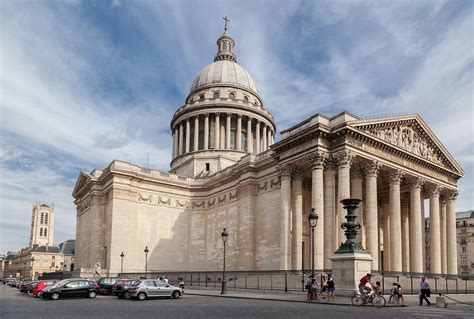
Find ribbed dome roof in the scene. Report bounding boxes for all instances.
[189,60,258,95]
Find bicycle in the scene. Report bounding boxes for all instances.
[351,289,386,308]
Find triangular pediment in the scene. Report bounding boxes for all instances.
[72,172,93,197]
[349,114,464,176]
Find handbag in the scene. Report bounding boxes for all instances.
[427,289,431,298]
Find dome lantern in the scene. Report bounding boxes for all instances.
[214,16,237,63]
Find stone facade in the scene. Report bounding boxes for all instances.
[29,203,54,247]
[456,211,474,275]
[72,27,464,276]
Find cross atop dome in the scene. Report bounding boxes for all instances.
[215,17,237,63]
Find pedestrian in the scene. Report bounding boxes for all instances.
[327,274,335,301]
[396,283,404,305]
[306,275,313,301]
[419,277,431,306]
[389,282,398,304]
[320,275,328,299]
[311,278,320,301]
[374,281,382,296]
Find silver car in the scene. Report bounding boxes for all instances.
[127,280,183,301]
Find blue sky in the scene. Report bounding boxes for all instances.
[0,0,473,253]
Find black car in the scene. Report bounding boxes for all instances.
[97,277,119,295]
[42,279,97,300]
[19,281,37,294]
[112,279,139,299]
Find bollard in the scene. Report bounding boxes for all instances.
[436,294,447,308]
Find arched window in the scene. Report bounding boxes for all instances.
[199,94,205,101]
[44,228,47,237]
[213,91,219,99]
[229,93,235,99]
[45,213,48,224]
[40,228,43,236]
[40,213,44,224]
[244,96,249,102]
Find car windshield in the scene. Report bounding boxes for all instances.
[130,281,141,286]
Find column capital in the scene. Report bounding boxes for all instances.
[333,149,355,168]
[291,166,304,181]
[186,117,190,122]
[409,177,425,190]
[445,188,458,200]
[351,165,365,179]
[237,114,243,119]
[389,169,405,184]
[364,160,381,177]
[308,151,328,169]
[278,164,293,179]
[324,156,338,170]
[426,184,441,196]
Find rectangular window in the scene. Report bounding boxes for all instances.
[205,163,210,171]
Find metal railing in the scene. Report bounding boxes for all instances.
[119,270,474,295]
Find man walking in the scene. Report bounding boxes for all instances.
[419,277,431,306]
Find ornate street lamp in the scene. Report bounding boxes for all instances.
[144,246,149,279]
[308,208,319,279]
[120,252,125,277]
[221,228,229,295]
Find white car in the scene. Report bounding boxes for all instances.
[127,280,183,301]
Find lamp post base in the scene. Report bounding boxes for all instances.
[221,280,227,294]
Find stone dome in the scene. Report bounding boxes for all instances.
[189,60,259,95]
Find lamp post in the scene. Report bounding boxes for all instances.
[120,252,125,277]
[221,228,228,294]
[308,208,319,279]
[144,246,149,279]
[30,257,35,280]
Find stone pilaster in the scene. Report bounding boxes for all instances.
[226,113,231,149]
[334,150,354,246]
[401,194,410,273]
[309,151,327,270]
[247,117,252,153]
[237,114,242,151]
[323,158,337,269]
[204,113,209,150]
[185,118,190,153]
[364,160,381,271]
[389,169,404,272]
[446,190,458,275]
[278,164,292,270]
[428,184,441,274]
[291,167,303,270]
[409,177,424,273]
[440,195,447,275]
[194,116,199,151]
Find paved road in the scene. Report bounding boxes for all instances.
[1,284,473,319]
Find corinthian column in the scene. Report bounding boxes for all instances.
[247,117,253,153]
[237,115,242,151]
[267,129,272,148]
[194,116,199,151]
[364,160,381,271]
[440,196,447,275]
[381,200,391,271]
[446,190,458,275]
[255,121,261,154]
[409,178,424,273]
[323,159,337,269]
[204,114,209,150]
[226,113,231,149]
[185,118,191,153]
[215,113,220,149]
[389,169,404,273]
[401,195,410,273]
[428,185,441,274]
[291,168,303,270]
[178,122,184,156]
[335,150,354,245]
[279,164,292,270]
[262,125,267,151]
[309,151,326,270]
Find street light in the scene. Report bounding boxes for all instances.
[120,252,125,277]
[144,246,149,279]
[308,208,319,279]
[221,228,228,295]
[30,257,35,280]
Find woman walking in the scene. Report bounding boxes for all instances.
[327,274,335,301]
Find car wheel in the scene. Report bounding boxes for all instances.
[89,291,97,299]
[51,292,60,300]
[27,290,34,296]
[37,291,43,298]
[117,295,123,299]
[137,292,146,301]
[171,290,181,299]
[124,292,130,299]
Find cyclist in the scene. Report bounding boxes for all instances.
[358,273,374,301]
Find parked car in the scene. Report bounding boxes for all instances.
[112,279,139,299]
[7,279,18,287]
[34,280,60,298]
[19,281,37,293]
[96,277,119,295]
[41,278,98,300]
[127,280,183,301]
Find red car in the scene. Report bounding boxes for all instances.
[34,280,60,298]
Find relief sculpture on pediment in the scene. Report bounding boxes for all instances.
[368,125,443,166]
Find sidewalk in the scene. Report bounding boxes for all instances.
[185,287,474,308]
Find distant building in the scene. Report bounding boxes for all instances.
[2,203,75,280]
[457,210,474,275]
